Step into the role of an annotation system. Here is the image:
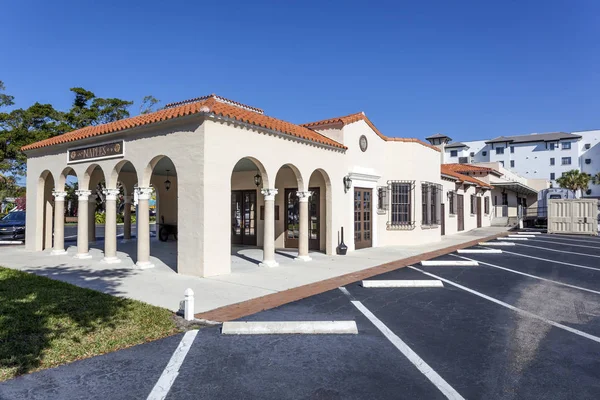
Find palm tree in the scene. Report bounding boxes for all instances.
[592,172,600,186]
[556,169,591,197]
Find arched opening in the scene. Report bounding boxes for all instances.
[109,160,139,262]
[146,156,178,271]
[37,170,54,251]
[274,164,304,250]
[230,157,268,246]
[308,168,333,254]
[58,167,78,252]
[83,164,106,248]
[229,157,269,268]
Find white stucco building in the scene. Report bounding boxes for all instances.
[24,94,499,278]
[431,130,600,197]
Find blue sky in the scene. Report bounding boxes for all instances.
[3,0,599,142]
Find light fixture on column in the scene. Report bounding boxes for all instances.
[164,169,171,191]
[343,175,352,193]
[254,169,262,187]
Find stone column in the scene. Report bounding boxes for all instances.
[259,188,278,268]
[51,191,68,255]
[121,195,133,243]
[135,187,154,269]
[295,190,312,261]
[88,194,97,243]
[102,188,120,263]
[74,190,92,259]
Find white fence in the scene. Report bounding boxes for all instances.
[548,199,598,235]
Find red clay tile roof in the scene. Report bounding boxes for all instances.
[302,112,440,152]
[441,164,493,188]
[21,95,346,151]
[442,163,503,177]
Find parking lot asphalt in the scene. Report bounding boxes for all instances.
[2,232,600,399]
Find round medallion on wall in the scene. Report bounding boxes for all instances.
[359,135,368,152]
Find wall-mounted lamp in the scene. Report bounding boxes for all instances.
[254,170,262,187]
[343,175,352,193]
[164,169,172,191]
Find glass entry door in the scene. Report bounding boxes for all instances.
[284,189,300,248]
[231,190,257,245]
[285,188,320,250]
[354,188,372,249]
[308,188,320,250]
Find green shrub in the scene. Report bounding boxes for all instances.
[95,212,106,224]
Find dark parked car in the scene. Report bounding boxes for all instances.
[0,211,26,242]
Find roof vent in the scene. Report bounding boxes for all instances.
[164,94,264,114]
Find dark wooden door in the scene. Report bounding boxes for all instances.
[457,194,465,232]
[441,203,446,236]
[231,190,257,245]
[354,188,373,249]
[477,197,482,228]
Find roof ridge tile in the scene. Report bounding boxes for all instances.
[22,96,346,151]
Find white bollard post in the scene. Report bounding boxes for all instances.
[184,288,194,321]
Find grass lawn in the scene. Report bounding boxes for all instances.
[0,266,179,381]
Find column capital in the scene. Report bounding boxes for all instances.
[123,194,133,204]
[52,190,67,201]
[135,187,154,200]
[75,190,92,200]
[261,188,278,201]
[296,190,313,202]
[102,188,120,201]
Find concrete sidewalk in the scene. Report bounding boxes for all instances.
[0,227,509,314]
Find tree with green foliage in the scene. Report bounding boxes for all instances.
[0,81,14,109]
[139,95,160,115]
[0,82,135,177]
[556,169,591,196]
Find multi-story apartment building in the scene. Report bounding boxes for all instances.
[428,130,600,197]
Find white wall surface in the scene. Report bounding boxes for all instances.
[577,130,600,197]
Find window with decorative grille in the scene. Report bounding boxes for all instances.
[420,182,442,226]
[388,181,415,229]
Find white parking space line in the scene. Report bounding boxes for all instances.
[502,237,529,241]
[221,321,358,335]
[452,254,600,296]
[409,266,600,344]
[338,286,354,299]
[147,330,199,400]
[362,280,444,288]
[0,241,24,245]
[527,238,600,250]
[533,235,600,244]
[509,234,536,238]
[479,242,515,246]
[515,243,600,259]
[339,288,465,400]
[421,260,478,266]
[518,232,541,235]
[547,233,600,241]
[456,249,502,254]
[489,247,600,272]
